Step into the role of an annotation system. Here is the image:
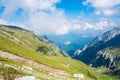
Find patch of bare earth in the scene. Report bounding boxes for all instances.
[0,51,68,76]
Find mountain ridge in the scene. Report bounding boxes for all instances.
[0,24,114,80]
[0,25,68,56]
[74,27,120,75]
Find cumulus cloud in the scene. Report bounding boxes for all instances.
[0,0,60,19]
[0,0,60,12]
[83,0,120,16]
[85,21,117,30]
[72,18,118,31]
[28,11,72,35]
[0,0,119,35]
[0,0,82,35]
[83,0,120,9]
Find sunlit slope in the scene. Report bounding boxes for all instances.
[0,25,114,80]
[0,25,67,56]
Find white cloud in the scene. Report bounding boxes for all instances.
[64,41,71,45]
[83,22,94,30]
[72,18,118,31]
[27,10,72,35]
[0,0,83,35]
[0,0,82,35]
[94,8,120,16]
[72,24,81,30]
[83,0,120,16]
[0,0,119,35]
[0,0,73,35]
[83,0,120,9]
[0,0,60,18]
[1,0,60,11]
[86,20,117,30]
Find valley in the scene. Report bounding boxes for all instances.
[0,0,120,80]
[0,25,115,80]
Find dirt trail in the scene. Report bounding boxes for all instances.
[0,51,68,75]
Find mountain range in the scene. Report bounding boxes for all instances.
[0,25,115,80]
[47,33,96,57]
[74,27,120,76]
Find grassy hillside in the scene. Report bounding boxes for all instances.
[0,25,116,80]
[1,56,112,80]
[0,25,67,56]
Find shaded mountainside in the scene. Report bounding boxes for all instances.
[74,27,120,75]
[0,25,114,80]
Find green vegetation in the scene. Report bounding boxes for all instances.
[0,56,24,80]
[0,66,23,80]
[0,25,117,80]
[0,25,68,56]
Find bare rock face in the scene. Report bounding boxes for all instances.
[74,27,120,74]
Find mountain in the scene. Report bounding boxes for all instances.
[74,27,120,75]
[47,33,95,57]
[0,25,114,80]
[0,25,68,56]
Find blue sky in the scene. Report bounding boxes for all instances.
[57,0,85,17]
[56,0,94,18]
[0,0,120,35]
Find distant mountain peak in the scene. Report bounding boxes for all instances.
[101,27,120,42]
[91,27,120,43]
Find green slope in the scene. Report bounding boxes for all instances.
[0,25,115,80]
[0,25,67,56]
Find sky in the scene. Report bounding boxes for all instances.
[0,0,120,35]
